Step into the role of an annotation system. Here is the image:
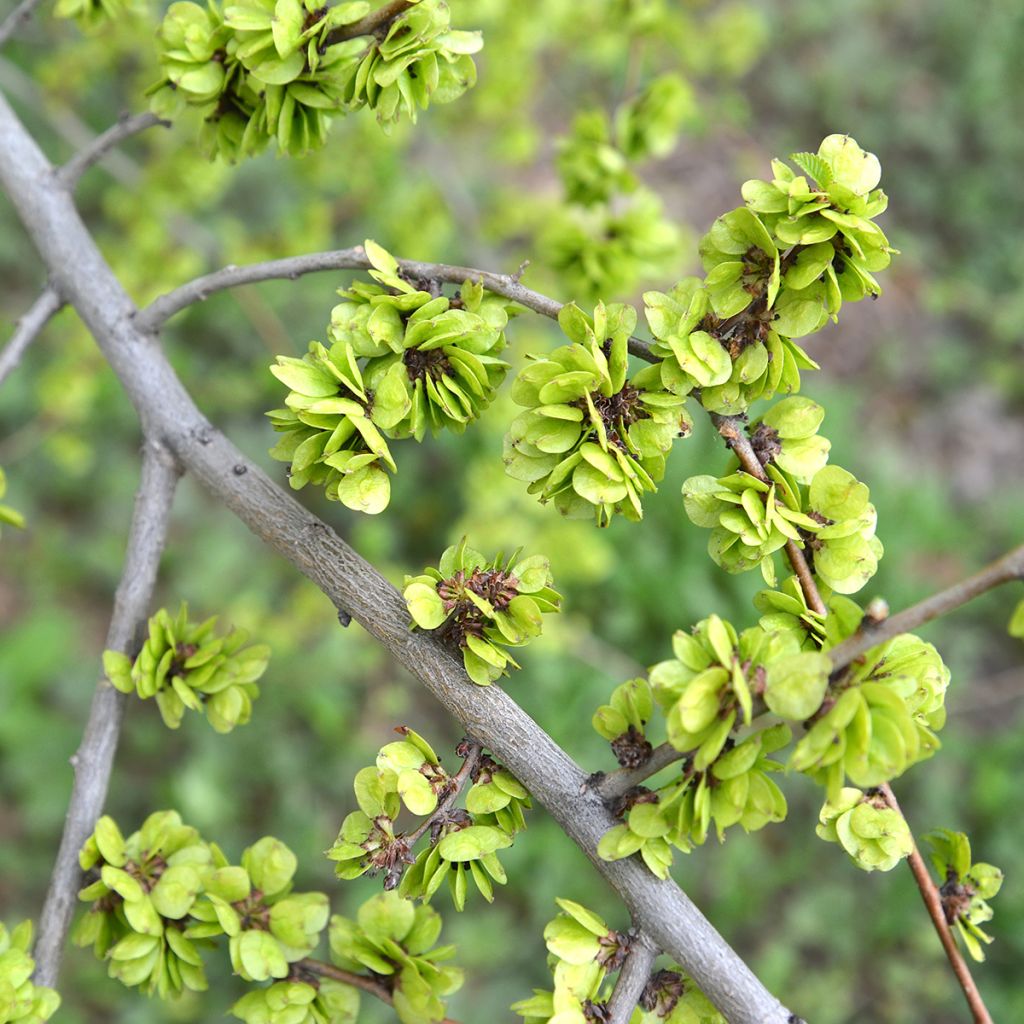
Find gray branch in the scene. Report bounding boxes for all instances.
[0,0,44,48]
[32,439,180,987]
[594,742,685,802]
[828,541,1024,672]
[605,931,659,1024]
[58,111,169,190]
[0,89,794,1024]
[0,285,61,386]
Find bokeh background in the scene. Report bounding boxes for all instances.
[2,1,1023,1021]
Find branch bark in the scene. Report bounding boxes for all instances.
[0,89,793,1024]
[879,785,993,1024]
[323,0,416,47]
[828,542,1024,672]
[0,0,43,48]
[593,742,683,802]
[32,439,180,987]
[58,111,168,190]
[605,931,658,1024]
[0,284,61,386]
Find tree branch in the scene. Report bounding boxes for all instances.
[605,931,658,1024]
[879,785,993,1024]
[301,959,460,1024]
[710,412,828,616]
[828,542,1024,672]
[32,439,181,987]
[58,111,169,190]
[593,742,683,802]
[136,246,656,358]
[0,0,43,48]
[323,0,416,47]
[0,284,62,386]
[0,89,793,1024]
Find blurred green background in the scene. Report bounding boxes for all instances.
[1,1,1023,1021]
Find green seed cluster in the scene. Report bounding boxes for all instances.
[403,540,560,685]
[0,921,60,1024]
[149,0,482,159]
[791,634,949,798]
[269,242,511,515]
[329,893,462,1024]
[924,830,1004,962]
[73,811,463,1023]
[540,76,691,302]
[505,302,691,526]
[645,134,893,415]
[327,729,530,911]
[684,454,883,592]
[53,0,131,29]
[511,899,723,1024]
[816,788,913,873]
[103,603,270,733]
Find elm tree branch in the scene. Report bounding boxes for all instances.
[58,111,169,190]
[32,439,181,987]
[828,542,1024,671]
[605,931,658,1024]
[594,742,684,802]
[0,89,793,1024]
[302,959,460,1024]
[0,0,43,48]
[324,0,416,46]
[0,284,61,386]
[879,784,993,1024]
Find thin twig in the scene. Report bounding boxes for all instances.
[0,0,43,48]
[0,285,62,386]
[879,784,993,1024]
[58,111,169,190]
[403,741,482,847]
[828,542,1024,672]
[302,959,461,1024]
[710,412,828,616]
[594,742,684,802]
[136,246,655,360]
[323,0,415,46]
[605,931,659,1024]
[32,440,180,987]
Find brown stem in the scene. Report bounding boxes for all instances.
[879,785,993,1024]
[402,741,483,847]
[301,958,462,1024]
[828,542,1024,672]
[710,413,828,616]
[323,0,415,46]
[58,111,169,190]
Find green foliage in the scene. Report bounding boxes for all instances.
[403,539,560,685]
[73,811,463,1021]
[327,732,530,910]
[53,0,135,30]
[791,634,949,798]
[269,241,512,514]
[511,899,723,1024]
[505,302,691,525]
[102,602,270,732]
[643,135,893,417]
[329,892,462,1024]
[0,468,25,538]
[815,788,913,872]
[150,0,483,159]
[0,920,60,1024]
[231,978,359,1024]
[683,456,882,592]
[925,830,1004,962]
[1008,597,1024,639]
